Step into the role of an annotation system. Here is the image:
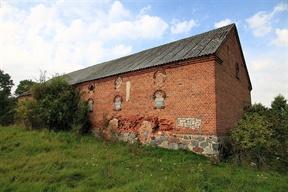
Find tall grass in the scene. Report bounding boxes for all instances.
[0,126,287,192]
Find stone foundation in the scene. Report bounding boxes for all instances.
[95,117,225,158]
[117,132,138,144]
[117,131,223,157]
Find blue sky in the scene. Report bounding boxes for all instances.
[1,0,288,106]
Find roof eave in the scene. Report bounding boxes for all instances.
[70,54,219,86]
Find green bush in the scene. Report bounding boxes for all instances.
[17,99,44,129]
[18,76,91,133]
[231,111,273,168]
[231,96,288,170]
[74,101,91,135]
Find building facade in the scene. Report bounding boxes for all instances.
[53,24,252,157]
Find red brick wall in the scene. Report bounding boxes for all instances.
[75,28,251,137]
[76,57,218,135]
[215,28,252,136]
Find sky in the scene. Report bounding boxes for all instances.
[0,0,288,106]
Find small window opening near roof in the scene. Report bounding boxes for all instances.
[235,62,240,79]
[88,83,95,92]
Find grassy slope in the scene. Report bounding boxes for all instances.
[0,126,287,192]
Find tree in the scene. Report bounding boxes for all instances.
[15,80,36,96]
[0,70,14,98]
[244,103,268,116]
[0,70,15,125]
[269,95,288,164]
[271,95,287,113]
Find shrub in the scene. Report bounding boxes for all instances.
[16,99,44,129]
[73,101,91,134]
[231,96,288,170]
[32,77,80,131]
[231,111,273,168]
[18,76,91,133]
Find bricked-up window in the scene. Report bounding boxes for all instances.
[153,90,166,109]
[153,70,166,87]
[114,95,122,111]
[88,98,94,112]
[115,77,122,90]
[235,62,240,79]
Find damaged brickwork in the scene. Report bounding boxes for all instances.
[95,116,222,158]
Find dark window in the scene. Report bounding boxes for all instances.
[235,63,240,79]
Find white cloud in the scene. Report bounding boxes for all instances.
[98,15,168,40]
[274,2,288,12]
[111,44,132,58]
[250,58,270,71]
[246,52,288,106]
[273,28,288,46]
[214,19,233,28]
[0,1,168,92]
[246,3,288,37]
[108,1,130,21]
[137,15,168,38]
[246,11,273,36]
[170,19,197,34]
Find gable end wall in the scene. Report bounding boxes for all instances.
[215,27,252,136]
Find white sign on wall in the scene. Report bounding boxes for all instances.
[176,117,202,129]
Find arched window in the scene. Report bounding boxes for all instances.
[153,70,166,87]
[88,98,94,112]
[235,63,240,79]
[114,95,122,111]
[153,90,166,109]
[88,83,95,92]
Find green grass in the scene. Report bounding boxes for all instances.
[0,126,287,192]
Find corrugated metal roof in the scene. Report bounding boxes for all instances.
[65,24,234,85]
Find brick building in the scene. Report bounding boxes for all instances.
[65,24,251,156]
